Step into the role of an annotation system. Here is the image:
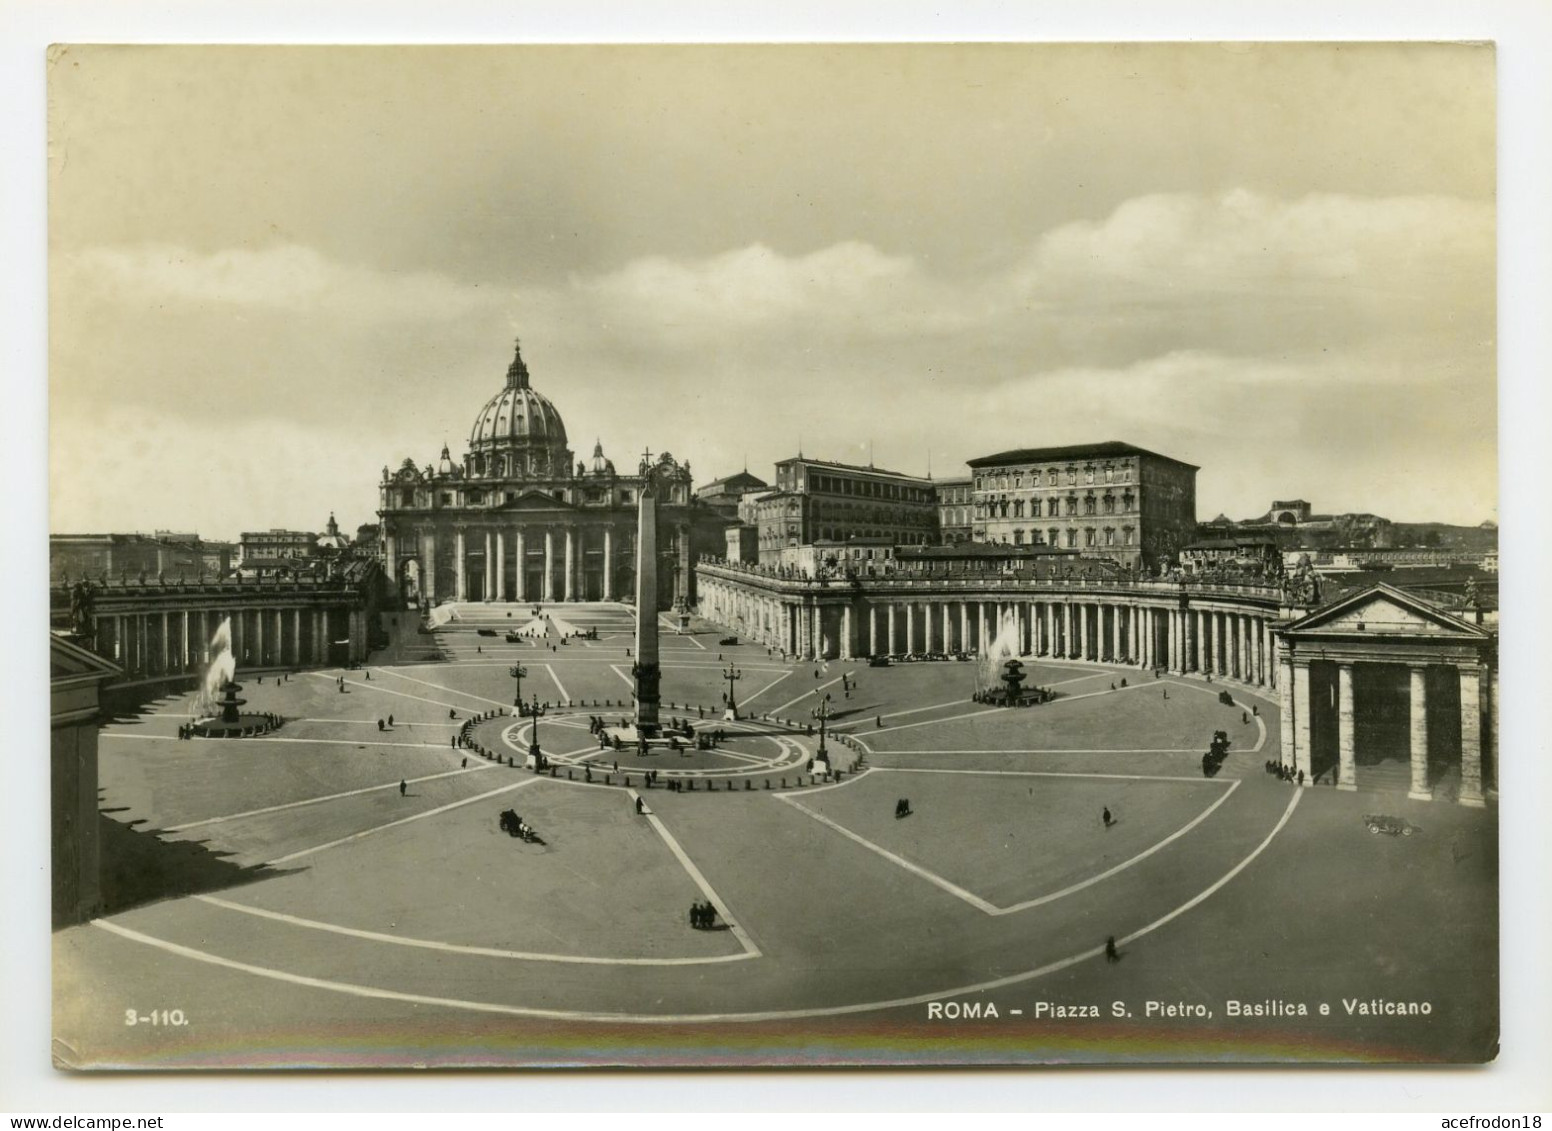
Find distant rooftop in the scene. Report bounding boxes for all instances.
[776,455,929,482]
[967,441,1198,470]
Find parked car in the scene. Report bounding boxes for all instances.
[477,628,497,637]
[719,636,739,646]
[868,656,891,668]
[1363,814,1417,837]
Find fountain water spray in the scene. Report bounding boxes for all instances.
[978,608,1023,692]
[196,617,237,715]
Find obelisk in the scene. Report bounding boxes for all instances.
[633,485,661,736]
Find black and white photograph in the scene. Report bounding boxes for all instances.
[11,9,1551,1114]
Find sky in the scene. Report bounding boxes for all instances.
[47,43,1497,540]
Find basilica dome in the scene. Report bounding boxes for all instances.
[469,341,569,448]
[466,340,573,479]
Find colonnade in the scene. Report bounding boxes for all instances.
[696,575,1281,689]
[94,601,366,681]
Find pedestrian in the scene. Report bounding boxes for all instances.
[876,715,884,728]
[399,779,407,797]
[635,797,645,815]
[461,757,467,768]
[1163,689,1168,700]
[388,714,394,727]
[365,670,371,680]
[1103,806,1114,828]
[1105,936,1119,963]
[1242,711,1249,724]
[1297,769,1305,786]
[377,718,385,732]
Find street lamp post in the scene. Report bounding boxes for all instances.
[508,662,527,708]
[811,692,832,760]
[527,693,547,762]
[723,662,742,719]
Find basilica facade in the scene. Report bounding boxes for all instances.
[378,341,695,609]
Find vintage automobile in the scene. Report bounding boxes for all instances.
[1363,814,1417,837]
[719,636,739,646]
[504,632,522,643]
[868,655,891,667]
[476,628,498,637]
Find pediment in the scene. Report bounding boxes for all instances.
[1285,584,1488,640]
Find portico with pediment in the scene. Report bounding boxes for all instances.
[1274,583,1496,806]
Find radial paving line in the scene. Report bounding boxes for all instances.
[881,766,1218,784]
[543,664,571,702]
[608,664,636,691]
[266,777,544,865]
[737,668,793,706]
[868,747,1200,756]
[191,895,757,967]
[772,674,848,716]
[102,733,460,753]
[778,773,1240,916]
[89,790,1301,1024]
[167,764,498,831]
[629,791,761,958]
[304,670,467,712]
[375,667,512,710]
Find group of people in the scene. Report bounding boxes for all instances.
[688,901,719,930]
[375,714,396,731]
[894,797,912,819]
[1264,760,1307,786]
[498,808,535,840]
[1202,729,1232,778]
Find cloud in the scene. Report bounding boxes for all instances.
[47,187,1496,534]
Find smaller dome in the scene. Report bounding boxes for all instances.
[589,439,615,476]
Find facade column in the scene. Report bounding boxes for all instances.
[1336,662,1357,790]
[292,608,302,667]
[1292,659,1312,784]
[495,531,506,601]
[423,531,438,604]
[254,609,265,667]
[514,530,527,602]
[960,603,970,654]
[977,603,988,654]
[1063,602,1074,658]
[484,530,494,601]
[841,606,853,660]
[455,529,467,602]
[1458,665,1484,806]
[563,527,576,602]
[274,609,284,667]
[1078,604,1089,661]
[1194,610,1206,673]
[1046,603,1056,658]
[543,529,555,602]
[1209,611,1221,675]
[943,603,954,653]
[159,611,171,675]
[1408,665,1431,800]
[1111,604,1122,663]
[868,606,878,656]
[904,604,915,654]
[887,604,897,655]
[602,528,613,602]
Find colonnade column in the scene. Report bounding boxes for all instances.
[1407,665,1431,801]
[292,608,302,667]
[841,606,853,660]
[1278,655,1295,768]
[868,606,878,656]
[1111,605,1122,663]
[1063,603,1074,659]
[1458,665,1484,807]
[455,529,467,602]
[543,529,555,602]
[1046,603,1056,658]
[1292,659,1312,784]
[314,609,325,664]
[1077,604,1089,661]
[887,604,897,655]
[904,604,915,654]
[484,531,494,601]
[1336,662,1357,790]
[960,603,970,654]
[976,604,987,655]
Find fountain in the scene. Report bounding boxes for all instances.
[189,617,283,738]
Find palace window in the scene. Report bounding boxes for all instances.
[1065,497,1078,516]
[1048,528,1059,546]
[1123,527,1134,545]
[1104,528,1115,546]
[1085,467,1095,484]
[1085,529,1096,547]
[1084,496,1096,516]
[1103,495,1115,515]
[1048,469,1058,486]
[1030,498,1041,518]
[1105,467,1114,483]
[1066,529,1077,547]
[1013,500,1025,518]
[1067,468,1077,485]
[401,490,415,507]
[1013,530,1024,545]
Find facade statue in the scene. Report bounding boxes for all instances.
[68,580,96,643]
